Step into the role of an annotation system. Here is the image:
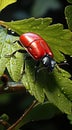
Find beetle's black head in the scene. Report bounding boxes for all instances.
[41,54,56,72]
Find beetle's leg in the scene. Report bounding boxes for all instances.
[20,55,31,74]
[55,63,68,73]
[58,62,69,67]
[12,40,23,47]
[10,40,19,44]
[56,61,69,73]
[18,60,26,81]
[19,54,32,80]
[5,49,27,58]
[34,61,40,82]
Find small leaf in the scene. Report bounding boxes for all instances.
[0,0,17,11]
[67,114,72,124]
[67,0,72,4]
[65,5,72,31]
[65,0,72,31]
[12,102,60,129]
[0,114,9,121]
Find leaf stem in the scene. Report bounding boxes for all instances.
[0,120,10,129]
[7,100,37,130]
[0,20,9,28]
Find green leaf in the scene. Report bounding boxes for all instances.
[0,17,72,115]
[14,102,60,129]
[1,18,72,62]
[0,114,9,121]
[67,114,72,124]
[0,0,17,11]
[67,0,72,4]
[65,5,72,31]
[0,27,23,81]
[44,68,72,114]
[22,59,45,102]
[6,51,24,81]
[22,59,72,114]
[65,0,72,31]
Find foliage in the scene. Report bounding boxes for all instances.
[65,0,72,31]
[12,102,60,129]
[67,114,72,124]
[0,18,72,114]
[0,0,72,129]
[0,0,17,11]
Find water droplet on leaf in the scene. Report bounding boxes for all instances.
[64,91,66,94]
[62,87,64,90]
[58,94,60,97]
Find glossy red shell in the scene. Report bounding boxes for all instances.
[20,33,53,60]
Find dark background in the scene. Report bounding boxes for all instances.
[0,0,69,27]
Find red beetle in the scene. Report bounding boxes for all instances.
[19,33,56,71]
[6,32,56,73]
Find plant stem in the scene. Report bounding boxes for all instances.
[7,100,37,130]
[0,82,26,94]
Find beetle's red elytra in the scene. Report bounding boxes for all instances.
[19,32,56,72]
[20,33,53,60]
